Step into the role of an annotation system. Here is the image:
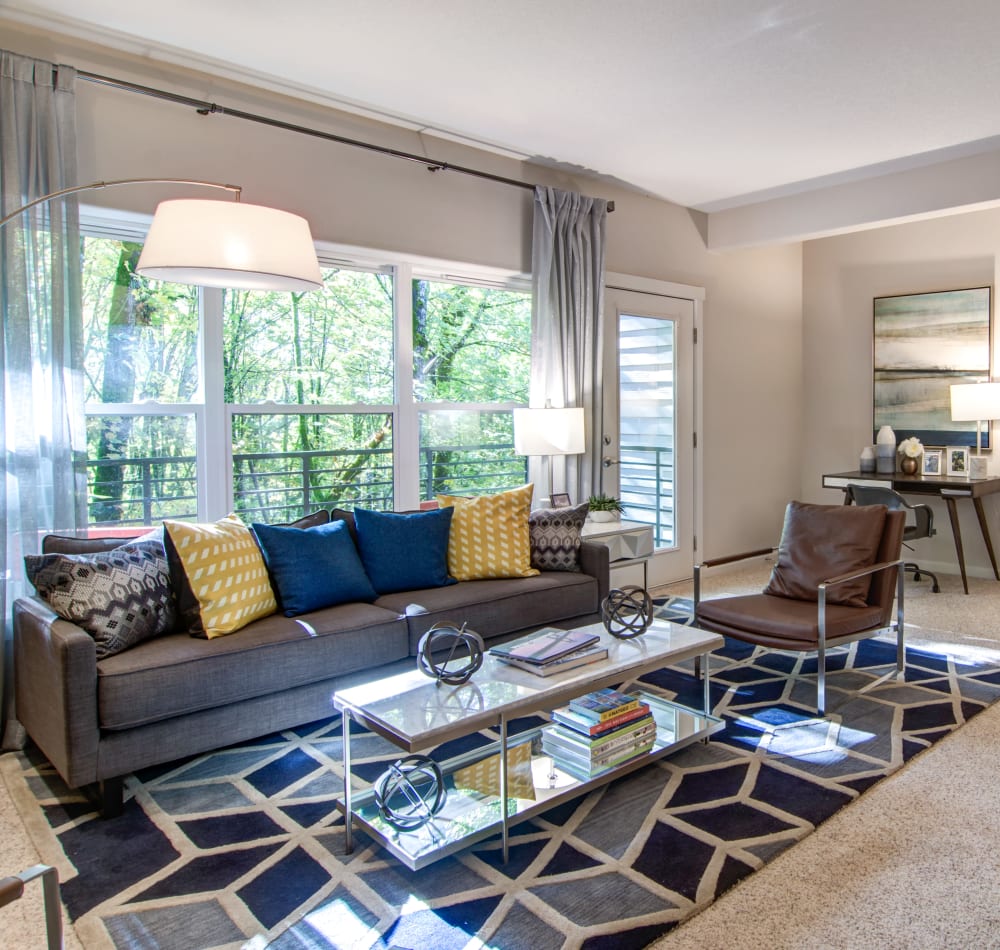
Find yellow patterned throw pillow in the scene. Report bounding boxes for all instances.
[163,515,276,638]
[436,484,539,581]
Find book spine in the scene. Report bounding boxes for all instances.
[544,736,656,776]
[569,695,641,722]
[548,718,657,759]
[552,702,651,736]
[569,689,639,722]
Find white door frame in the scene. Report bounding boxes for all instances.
[605,271,705,582]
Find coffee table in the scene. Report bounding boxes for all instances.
[333,618,724,870]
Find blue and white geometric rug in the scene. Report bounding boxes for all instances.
[4,635,1000,950]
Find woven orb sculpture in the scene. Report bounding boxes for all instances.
[601,585,654,639]
[373,754,446,830]
[417,621,485,686]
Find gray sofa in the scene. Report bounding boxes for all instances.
[13,530,608,816]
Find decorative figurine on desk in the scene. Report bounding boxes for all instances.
[417,621,485,686]
[601,585,654,639]
[876,425,897,474]
[859,445,876,473]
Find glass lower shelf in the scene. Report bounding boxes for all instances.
[343,690,722,870]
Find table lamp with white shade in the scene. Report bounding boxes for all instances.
[513,406,586,505]
[950,382,1000,478]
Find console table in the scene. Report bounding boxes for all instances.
[580,519,655,589]
[823,470,1000,594]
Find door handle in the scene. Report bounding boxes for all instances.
[602,456,619,468]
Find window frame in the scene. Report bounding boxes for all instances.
[79,207,531,524]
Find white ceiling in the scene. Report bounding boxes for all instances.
[6,0,1000,215]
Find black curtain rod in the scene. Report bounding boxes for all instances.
[77,70,614,213]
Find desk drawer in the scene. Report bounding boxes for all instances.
[822,475,893,490]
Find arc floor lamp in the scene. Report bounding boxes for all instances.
[1,178,323,292]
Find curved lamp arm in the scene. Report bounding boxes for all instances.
[1,178,323,292]
[0,178,240,227]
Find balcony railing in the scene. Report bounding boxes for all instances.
[86,443,675,540]
[618,444,675,548]
[86,444,529,527]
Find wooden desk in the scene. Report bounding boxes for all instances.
[823,470,1000,594]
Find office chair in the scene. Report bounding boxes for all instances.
[845,484,940,592]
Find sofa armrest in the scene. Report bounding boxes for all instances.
[13,597,100,788]
[579,541,610,604]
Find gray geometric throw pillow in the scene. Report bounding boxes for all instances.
[529,502,590,572]
[24,539,176,659]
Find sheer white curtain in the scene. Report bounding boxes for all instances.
[1,51,87,749]
[530,186,608,504]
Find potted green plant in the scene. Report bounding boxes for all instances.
[587,493,625,522]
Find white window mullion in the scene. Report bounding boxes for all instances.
[200,288,229,520]
[394,263,420,509]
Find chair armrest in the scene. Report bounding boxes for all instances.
[694,547,775,607]
[698,547,776,570]
[12,597,100,788]
[819,557,904,591]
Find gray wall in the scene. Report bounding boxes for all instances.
[3,19,805,564]
[803,207,1000,578]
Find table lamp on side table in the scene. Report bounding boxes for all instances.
[513,406,585,506]
[950,382,1000,478]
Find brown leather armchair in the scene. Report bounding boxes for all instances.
[694,501,906,715]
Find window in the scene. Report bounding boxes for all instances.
[412,278,531,499]
[81,227,530,527]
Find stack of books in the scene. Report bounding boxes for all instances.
[489,627,608,677]
[543,687,657,778]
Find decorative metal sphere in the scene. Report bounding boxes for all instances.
[373,755,446,830]
[417,621,485,686]
[601,585,654,639]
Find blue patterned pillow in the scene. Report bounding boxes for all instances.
[529,502,589,571]
[354,507,455,594]
[252,519,377,616]
[24,539,176,658]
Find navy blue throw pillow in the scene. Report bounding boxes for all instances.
[354,507,456,595]
[252,519,377,616]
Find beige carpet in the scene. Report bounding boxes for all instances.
[2,562,998,950]
[652,560,1000,950]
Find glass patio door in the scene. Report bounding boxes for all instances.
[602,287,696,586]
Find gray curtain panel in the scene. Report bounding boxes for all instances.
[530,186,608,504]
[1,50,87,749]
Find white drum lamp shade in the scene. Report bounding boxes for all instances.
[950,382,1000,451]
[513,407,586,456]
[137,199,323,292]
[513,407,586,502]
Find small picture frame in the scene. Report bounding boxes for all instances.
[947,446,970,477]
[549,492,571,508]
[921,449,943,476]
[969,455,989,479]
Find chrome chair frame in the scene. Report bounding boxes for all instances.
[693,549,905,715]
[0,864,62,950]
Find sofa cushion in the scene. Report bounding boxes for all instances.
[377,570,599,654]
[96,602,408,730]
[763,501,887,607]
[24,539,175,659]
[163,515,277,638]
[354,507,455,594]
[252,519,377,616]
[437,483,539,580]
[529,502,589,571]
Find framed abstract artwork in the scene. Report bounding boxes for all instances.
[873,286,992,448]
